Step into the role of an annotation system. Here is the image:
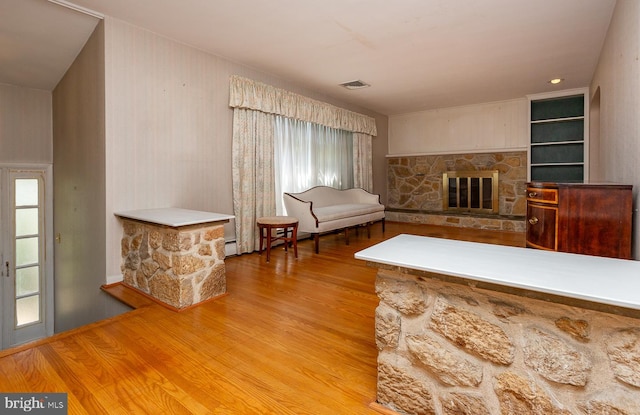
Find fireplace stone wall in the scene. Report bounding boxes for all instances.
[386,151,527,232]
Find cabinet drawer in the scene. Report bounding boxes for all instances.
[526,187,558,204]
[526,204,557,251]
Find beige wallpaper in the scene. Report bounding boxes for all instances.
[102,17,388,279]
[0,83,52,164]
[590,0,640,259]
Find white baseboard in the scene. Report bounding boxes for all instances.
[106,274,124,285]
[225,241,237,257]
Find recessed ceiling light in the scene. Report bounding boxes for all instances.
[549,78,564,85]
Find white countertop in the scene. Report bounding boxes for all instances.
[115,208,234,227]
[355,234,640,311]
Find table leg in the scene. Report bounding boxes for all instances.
[283,226,289,253]
[292,224,298,258]
[259,225,264,254]
[266,224,272,262]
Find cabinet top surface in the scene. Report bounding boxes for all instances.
[115,208,234,227]
[527,182,632,189]
[355,234,640,312]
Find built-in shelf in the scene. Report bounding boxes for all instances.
[528,88,588,183]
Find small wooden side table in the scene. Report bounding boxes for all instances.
[257,216,299,262]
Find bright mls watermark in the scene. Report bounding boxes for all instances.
[1,393,67,414]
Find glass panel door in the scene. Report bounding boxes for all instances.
[1,167,52,349]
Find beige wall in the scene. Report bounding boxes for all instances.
[53,21,130,332]
[590,0,640,259]
[102,17,388,281]
[388,98,528,156]
[0,83,52,164]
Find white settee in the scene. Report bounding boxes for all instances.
[283,186,385,253]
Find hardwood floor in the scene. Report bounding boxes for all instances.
[0,222,524,414]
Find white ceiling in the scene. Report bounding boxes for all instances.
[1,0,617,115]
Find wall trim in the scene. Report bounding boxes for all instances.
[386,147,528,158]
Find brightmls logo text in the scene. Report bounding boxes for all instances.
[1,394,67,414]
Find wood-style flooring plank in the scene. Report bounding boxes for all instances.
[0,222,524,414]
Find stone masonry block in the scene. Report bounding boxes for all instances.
[440,392,490,415]
[377,355,435,415]
[376,272,427,315]
[607,328,640,388]
[555,317,590,342]
[406,333,482,387]
[375,304,401,350]
[430,297,514,365]
[523,328,592,386]
[494,372,572,415]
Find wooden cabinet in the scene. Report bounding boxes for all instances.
[526,182,633,259]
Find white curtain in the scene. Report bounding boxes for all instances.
[231,109,276,254]
[353,132,373,192]
[229,76,377,253]
[274,116,354,215]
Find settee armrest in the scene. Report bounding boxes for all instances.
[283,192,320,231]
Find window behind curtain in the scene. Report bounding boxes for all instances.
[274,115,354,215]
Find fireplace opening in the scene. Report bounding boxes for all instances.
[443,170,499,214]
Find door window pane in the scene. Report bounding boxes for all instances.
[16,208,39,236]
[15,237,39,266]
[16,266,39,296]
[15,179,39,206]
[16,295,40,326]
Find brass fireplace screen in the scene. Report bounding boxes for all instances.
[443,170,499,214]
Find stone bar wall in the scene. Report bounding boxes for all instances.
[386,151,527,232]
[120,218,226,309]
[374,267,640,415]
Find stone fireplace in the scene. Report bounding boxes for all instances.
[386,151,527,232]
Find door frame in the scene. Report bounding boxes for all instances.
[0,163,54,348]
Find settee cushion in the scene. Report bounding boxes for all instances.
[313,203,385,223]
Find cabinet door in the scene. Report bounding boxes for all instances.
[559,187,632,259]
[526,204,557,251]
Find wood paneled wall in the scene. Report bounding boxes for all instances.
[388,98,527,156]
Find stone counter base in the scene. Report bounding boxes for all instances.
[375,268,640,415]
[120,219,226,310]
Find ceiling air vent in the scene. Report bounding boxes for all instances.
[339,80,370,90]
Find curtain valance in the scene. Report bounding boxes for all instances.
[229,75,377,136]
